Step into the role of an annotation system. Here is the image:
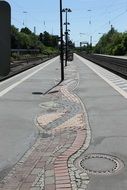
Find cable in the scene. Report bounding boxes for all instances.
[10,0,59,29]
[93,9,127,34]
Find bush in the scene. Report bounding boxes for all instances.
[11,53,21,61]
[112,44,126,55]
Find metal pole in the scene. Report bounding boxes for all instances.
[90,35,92,47]
[60,0,64,81]
[65,11,68,66]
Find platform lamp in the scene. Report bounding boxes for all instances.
[88,9,92,48]
[23,11,28,26]
[62,8,72,66]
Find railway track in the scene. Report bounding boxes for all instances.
[0,56,55,82]
[78,53,127,79]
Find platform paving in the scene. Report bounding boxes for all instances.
[0,61,90,190]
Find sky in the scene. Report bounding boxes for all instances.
[7,0,127,46]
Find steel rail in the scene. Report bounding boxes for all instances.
[78,53,127,79]
[0,56,55,82]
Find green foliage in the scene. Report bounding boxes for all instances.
[20,27,32,35]
[94,27,127,55]
[18,32,31,49]
[39,31,59,47]
[41,46,58,56]
[11,53,21,61]
[11,25,59,56]
[112,44,125,55]
[11,25,20,49]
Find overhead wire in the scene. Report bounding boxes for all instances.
[9,0,127,44]
[93,9,127,35]
[72,0,127,45]
[9,0,59,33]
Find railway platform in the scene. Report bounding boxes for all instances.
[0,54,127,190]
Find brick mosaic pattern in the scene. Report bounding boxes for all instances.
[52,114,84,133]
[0,63,90,190]
[37,113,64,128]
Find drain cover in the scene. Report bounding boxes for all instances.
[80,154,124,175]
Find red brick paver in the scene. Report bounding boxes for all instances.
[0,80,87,189]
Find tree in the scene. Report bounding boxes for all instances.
[94,27,126,55]
[38,31,59,48]
[51,35,59,47]
[11,25,59,56]
[18,32,31,49]
[122,32,127,52]
[11,25,20,48]
[39,33,43,43]
[20,27,32,35]
[113,44,125,55]
[43,31,52,46]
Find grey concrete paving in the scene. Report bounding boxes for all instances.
[0,62,87,190]
[74,54,127,190]
[0,57,61,179]
[1,53,127,190]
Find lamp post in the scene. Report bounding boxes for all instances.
[88,9,92,47]
[60,0,64,81]
[23,11,28,26]
[62,8,72,66]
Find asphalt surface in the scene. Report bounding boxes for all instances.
[0,56,60,179]
[75,54,127,190]
[1,53,127,190]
